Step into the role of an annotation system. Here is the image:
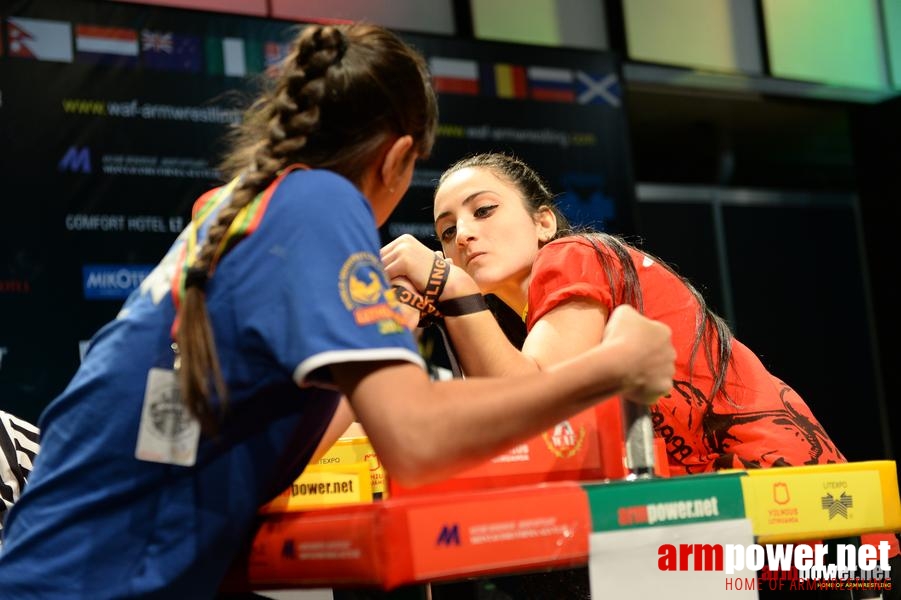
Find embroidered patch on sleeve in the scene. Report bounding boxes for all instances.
[338,252,405,334]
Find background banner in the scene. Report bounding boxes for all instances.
[0,0,634,422]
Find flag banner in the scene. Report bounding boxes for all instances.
[75,24,138,66]
[528,65,575,103]
[141,30,202,73]
[205,36,263,78]
[6,17,73,63]
[263,40,291,70]
[222,37,245,76]
[429,56,479,95]
[0,0,633,430]
[575,71,621,107]
[481,62,528,100]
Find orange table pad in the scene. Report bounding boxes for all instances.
[233,481,591,591]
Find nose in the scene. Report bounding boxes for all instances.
[455,218,475,248]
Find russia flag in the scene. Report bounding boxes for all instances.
[527,66,575,103]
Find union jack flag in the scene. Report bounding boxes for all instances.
[141,30,173,54]
[141,29,201,73]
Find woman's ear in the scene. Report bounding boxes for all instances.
[380,135,415,189]
[535,205,558,243]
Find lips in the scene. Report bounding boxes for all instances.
[465,252,485,266]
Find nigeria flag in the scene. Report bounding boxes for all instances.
[205,36,262,77]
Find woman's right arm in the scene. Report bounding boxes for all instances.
[330,304,675,488]
[439,295,609,378]
[381,235,613,379]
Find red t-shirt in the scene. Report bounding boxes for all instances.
[528,238,899,558]
[527,237,847,475]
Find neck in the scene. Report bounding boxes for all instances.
[486,267,531,317]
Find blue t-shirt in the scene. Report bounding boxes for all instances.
[0,170,422,598]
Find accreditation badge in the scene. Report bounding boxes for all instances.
[135,368,200,467]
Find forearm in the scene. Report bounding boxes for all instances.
[421,352,623,462]
[338,347,629,487]
[434,266,540,377]
[442,311,541,377]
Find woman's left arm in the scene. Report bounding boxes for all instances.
[521,298,608,368]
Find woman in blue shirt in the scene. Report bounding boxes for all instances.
[0,23,675,599]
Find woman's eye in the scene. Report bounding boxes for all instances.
[474,204,497,218]
[438,226,456,242]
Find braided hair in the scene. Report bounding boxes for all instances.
[439,153,736,405]
[177,23,438,431]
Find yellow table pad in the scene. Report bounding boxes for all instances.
[738,460,901,543]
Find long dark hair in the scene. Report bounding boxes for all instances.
[440,152,735,404]
[177,23,438,431]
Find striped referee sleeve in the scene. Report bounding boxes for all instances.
[0,411,40,541]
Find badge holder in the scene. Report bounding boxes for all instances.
[133,342,201,467]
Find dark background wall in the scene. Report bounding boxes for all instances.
[597,0,898,467]
[624,87,896,465]
[850,98,901,463]
[0,0,634,422]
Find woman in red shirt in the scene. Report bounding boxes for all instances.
[382,152,900,593]
[384,151,844,475]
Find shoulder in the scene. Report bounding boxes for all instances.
[540,236,593,255]
[535,236,606,266]
[278,168,360,197]
[529,237,608,289]
[269,169,371,220]
[543,234,644,262]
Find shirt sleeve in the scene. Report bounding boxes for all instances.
[240,171,423,386]
[527,239,616,330]
[0,411,40,544]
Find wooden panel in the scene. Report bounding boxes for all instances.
[108,0,268,17]
[270,0,455,35]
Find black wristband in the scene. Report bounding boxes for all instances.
[437,294,489,317]
[422,255,449,304]
[392,284,443,327]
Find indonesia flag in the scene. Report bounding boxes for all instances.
[527,66,575,103]
[429,57,478,95]
[75,24,139,66]
[6,17,73,63]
